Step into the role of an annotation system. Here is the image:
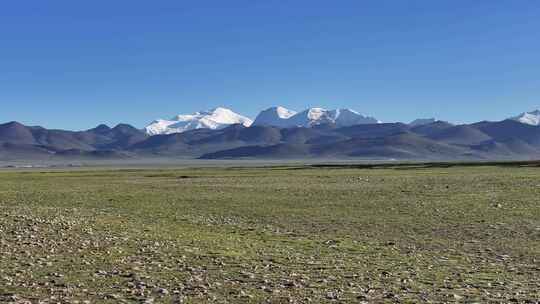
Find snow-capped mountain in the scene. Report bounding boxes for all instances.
[145,107,253,135]
[253,107,380,128]
[252,106,297,127]
[409,118,437,127]
[331,108,381,127]
[510,110,540,126]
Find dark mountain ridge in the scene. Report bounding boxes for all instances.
[1,119,539,161]
[0,122,149,160]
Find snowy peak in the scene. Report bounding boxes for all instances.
[274,106,297,119]
[254,107,380,128]
[510,110,540,126]
[145,108,253,135]
[292,108,335,126]
[306,108,328,121]
[147,106,379,134]
[252,106,297,127]
[332,108,381,127]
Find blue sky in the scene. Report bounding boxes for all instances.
[1,0,539,130]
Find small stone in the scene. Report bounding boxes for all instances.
[326,291,339,300]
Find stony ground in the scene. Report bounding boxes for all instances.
[0,165,539,303]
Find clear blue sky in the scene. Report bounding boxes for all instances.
[1,0,539,130]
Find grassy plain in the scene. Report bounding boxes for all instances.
[0,164,539,303]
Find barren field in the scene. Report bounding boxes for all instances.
[1,165,539,303]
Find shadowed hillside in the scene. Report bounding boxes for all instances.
[1,120,540,161]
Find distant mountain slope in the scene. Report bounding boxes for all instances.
[312,132,467,159]
[0,122,147,160]
[200,143,310,159]
[409,118,437,127]
[280,127,342,144]
[0,122,37,145]
[129,132,192,155]
[0,143,53,160]
[470,139,540,158]
[192,125,282,145]
[200,132,469,160]
[410,121,454,136]
[471,120,540,146]
[427,125,492,145]
[335,123,409,138]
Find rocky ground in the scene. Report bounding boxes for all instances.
[0,165,539,303]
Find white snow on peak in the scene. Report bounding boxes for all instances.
[287,108,336,127]
[252,106,297,127]
[253,107,380,128]
[275,106,297,119]
[332,108,382,126]
[306,108,327,121]
[145,107,253,135]
[147,106,380,135]
[511,110,540,126]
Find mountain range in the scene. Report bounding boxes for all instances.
[252,107,380,128]
[1,108,540,162]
